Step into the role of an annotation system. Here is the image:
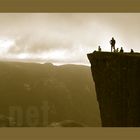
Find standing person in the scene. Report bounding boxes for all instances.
[110,37,116,52]
[98,46,101,52]
[120,47,124,53]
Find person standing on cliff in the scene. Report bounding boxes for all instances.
[120,47,124,53]
[98,46,101,52]
[110,37,116,52]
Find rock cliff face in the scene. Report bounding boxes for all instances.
[87,51,140,127]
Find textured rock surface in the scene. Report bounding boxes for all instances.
[88,51,140,127]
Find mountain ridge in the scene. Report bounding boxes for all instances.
[0,61,101,127]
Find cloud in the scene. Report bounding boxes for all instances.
[0,13,140,64]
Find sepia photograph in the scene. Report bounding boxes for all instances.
[0,13,140,127]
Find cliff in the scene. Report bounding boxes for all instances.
[87,51,140,127]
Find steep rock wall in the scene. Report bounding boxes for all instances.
[87,52,140,126]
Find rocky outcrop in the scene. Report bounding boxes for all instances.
[88,51,140,127]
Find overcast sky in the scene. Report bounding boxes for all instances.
[0,13,140,65]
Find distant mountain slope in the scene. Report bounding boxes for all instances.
[0,61,101,127]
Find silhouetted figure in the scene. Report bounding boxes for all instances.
[98,46,101,52]
[110,37,116,52]
[131,49,134,53]
[120,47,124,53]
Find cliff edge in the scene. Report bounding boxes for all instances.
[87,51,140,127]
